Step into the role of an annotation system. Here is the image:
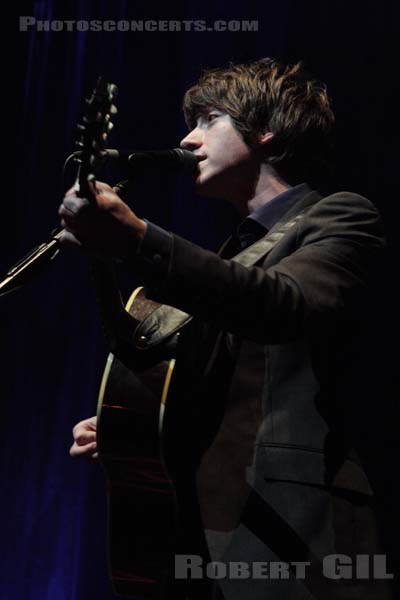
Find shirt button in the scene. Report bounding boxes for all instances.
[152,253,162,264]
[137,335,148,348]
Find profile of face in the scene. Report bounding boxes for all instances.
[180,110,264,203]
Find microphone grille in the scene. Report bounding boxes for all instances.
[172,148,198,175]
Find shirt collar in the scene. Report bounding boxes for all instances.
[247,182,312,231]
[234,183,312,250]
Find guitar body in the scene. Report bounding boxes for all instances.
[97,287,181,599]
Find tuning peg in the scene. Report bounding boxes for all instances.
[77,124,86,131]
[110,104,118,115]
[75,141,84,148]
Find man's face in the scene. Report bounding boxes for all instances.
[180,109,259,202]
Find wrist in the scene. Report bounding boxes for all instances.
[136,218,148,242]
[125,218,148,259]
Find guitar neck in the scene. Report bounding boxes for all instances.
[71,77,135,352]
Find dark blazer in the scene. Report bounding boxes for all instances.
[137,190,395,599]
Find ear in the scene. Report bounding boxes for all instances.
[258,131,274,146]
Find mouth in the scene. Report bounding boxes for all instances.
[193,156,206,181]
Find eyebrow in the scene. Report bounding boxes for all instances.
[196,107,224,119]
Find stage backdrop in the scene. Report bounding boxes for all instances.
[2,1,398,599]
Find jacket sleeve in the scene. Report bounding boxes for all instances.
[131,192,386,344]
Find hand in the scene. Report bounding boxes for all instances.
[58,180,147,258]
[70,416,98,462]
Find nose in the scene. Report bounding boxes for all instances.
[180,127,203,151]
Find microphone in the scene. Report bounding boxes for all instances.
[101,147,198,175]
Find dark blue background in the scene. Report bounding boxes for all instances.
[2,1,399,598]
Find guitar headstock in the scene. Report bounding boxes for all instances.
[76,77,118,198]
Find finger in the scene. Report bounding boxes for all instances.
[92,180,113,194]
[72,418,97,438]
[69,441,97,458]
[58,204,74,218]
[58,205,79,223]
[59,215,79,234]
[86,416,97,430]
[72,417,97,434]
[91,181,124,210]
[93,188,121,211]
[75,431,96,445]
[58,229,83,249]
[65,182,80,196]
[61,195,91,215]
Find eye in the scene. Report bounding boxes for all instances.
[207,112,219,122]
[195,111,221,127]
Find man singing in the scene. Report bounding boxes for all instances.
[62,59,395,599]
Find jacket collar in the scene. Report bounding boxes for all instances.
[219,190,322,259]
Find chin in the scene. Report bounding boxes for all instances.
[195,175,231,200]
[195,184,216,198]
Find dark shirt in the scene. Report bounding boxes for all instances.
[235,183,311,249]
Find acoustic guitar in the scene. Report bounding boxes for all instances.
[74,78,206,599]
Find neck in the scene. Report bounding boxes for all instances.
[233,164,291,218]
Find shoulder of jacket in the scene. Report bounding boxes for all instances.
[296,190,386,249]
[312,191,379,214]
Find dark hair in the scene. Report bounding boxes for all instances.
[183,58,335,184]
